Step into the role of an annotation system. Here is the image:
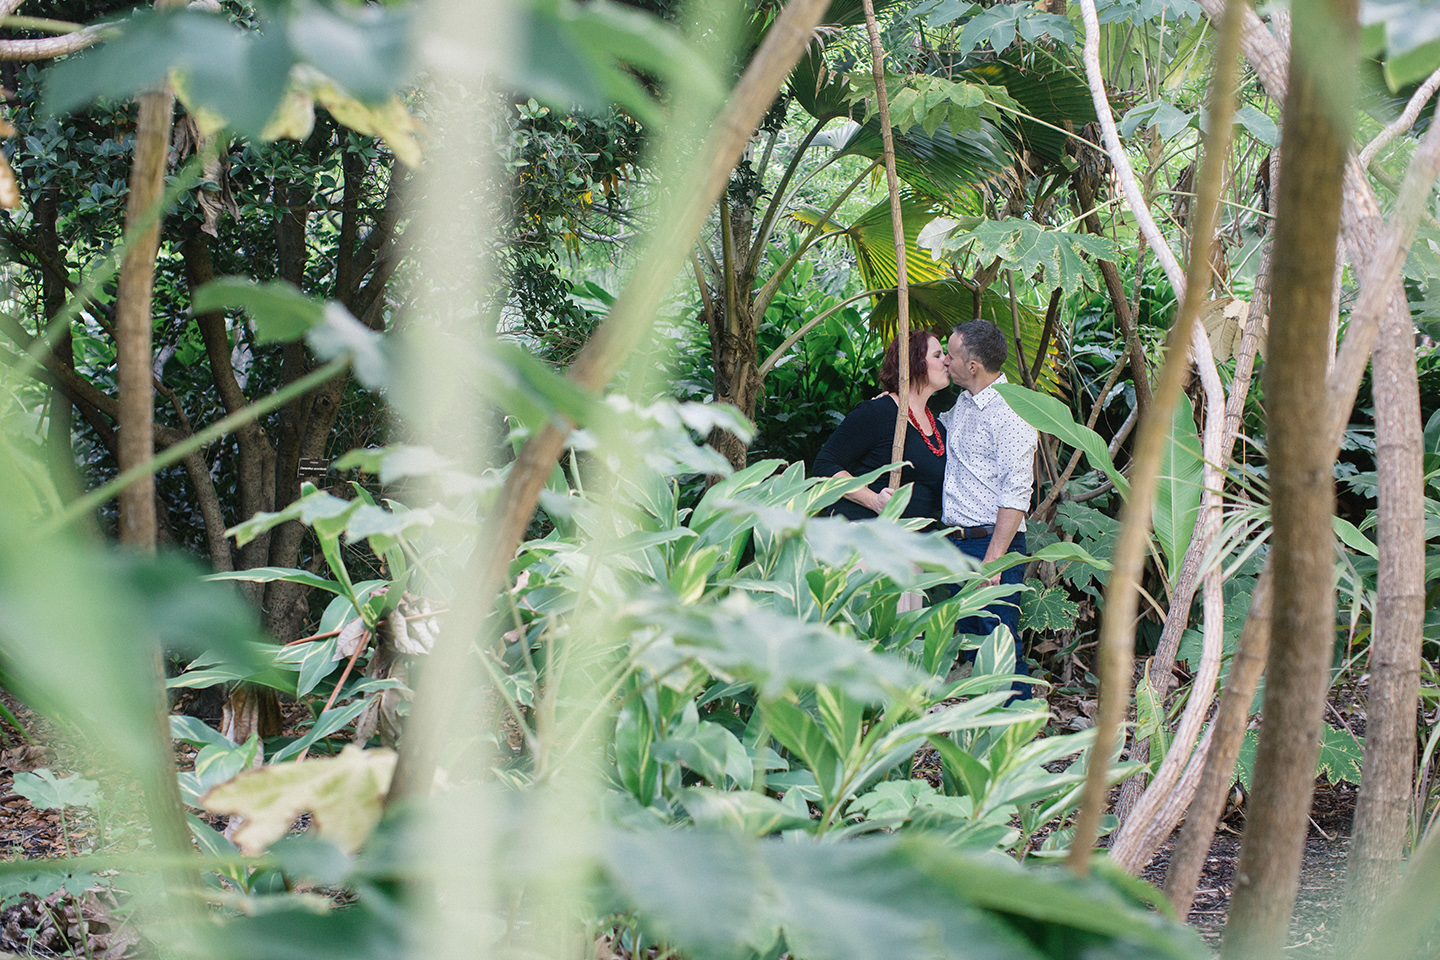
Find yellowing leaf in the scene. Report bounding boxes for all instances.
[262,87,319,142]
[1200,297,1253,362]
[200,745,396,855]
[308,77,424,168]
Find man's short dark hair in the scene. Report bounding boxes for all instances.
[952,319,1007,373]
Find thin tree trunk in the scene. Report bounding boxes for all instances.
[115,85,173,550]
[1342,187,1429,941]
[110,18,197,910]
[1219,0,1355,952]
[859,0,910,490]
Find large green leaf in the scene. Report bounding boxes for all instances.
[603,830,1208,960]
[626,593,923,703]
[1153,396,1203,583]
[835,118,1011,200]
[993,382,1128,495]
[963,52,1096,165]
[789,46,855,122]
[923,217,1120,297]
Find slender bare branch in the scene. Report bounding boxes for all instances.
[859,0,910,492]
[0,28,104,61]
[1359,65,1440,170]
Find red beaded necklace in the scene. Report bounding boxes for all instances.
[908,405,944,457]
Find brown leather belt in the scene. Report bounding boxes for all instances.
[949,524,996,541]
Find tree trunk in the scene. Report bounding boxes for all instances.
[115,84,175,550]
[1219,0,1355,952]
[706,196,761,472]
[1342,223,1426,930]
[111,32,197,909]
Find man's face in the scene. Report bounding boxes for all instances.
[947,333,979,392]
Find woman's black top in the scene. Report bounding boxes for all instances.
[812,396,947,524]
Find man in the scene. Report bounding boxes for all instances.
[940,319,1038,692]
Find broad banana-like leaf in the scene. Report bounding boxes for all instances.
[1153,395,1203,585]
[964,50,1096,165]
[834,118,1011,200]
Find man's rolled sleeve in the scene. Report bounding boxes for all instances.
[994,415,1037,511]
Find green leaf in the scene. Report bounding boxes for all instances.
[1018,577,1081,633]
[603,831,1207,960]
[270,697,376,765]
[193,278,324,343]
[993,382,1129,495]
[1153,395,1203,583]
[285,0,414,103]
[45,9,292,139]
[275,638,342,698]
[1235,729,1258,791]
[1316,723,1364,785]
[679,787,814,834]
[834,117,1011,200]
[653,721,753,789]
[307,303,388,390]
[762,699,845,802]
[12,769,98,811]
[205,567,345,595]
[1119,101,1197,140]
[170,715,234,749]
[1333,516,1378,557]
[1233,104,1278,146]
[923,217,1119,297]
[180,734,261,805]
[628,594,923,703]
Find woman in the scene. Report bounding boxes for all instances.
[813,330,951,523]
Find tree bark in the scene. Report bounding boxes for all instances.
[115,81,175,549]
[1342,184,1428,940]
[1219,0,1355,953]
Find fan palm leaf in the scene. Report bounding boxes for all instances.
[962,51,1097,166]
[833,119,1012,201]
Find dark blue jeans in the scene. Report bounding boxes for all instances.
[949,530,1028,699]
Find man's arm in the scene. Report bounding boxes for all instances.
[985,506,1025,565]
